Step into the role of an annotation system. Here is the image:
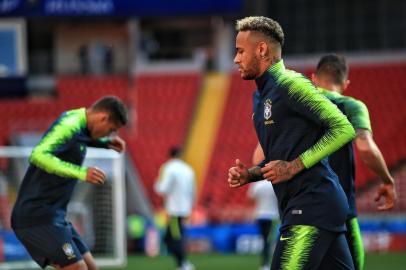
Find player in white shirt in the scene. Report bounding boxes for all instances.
[155,147,196,270]
[248,143,279,270]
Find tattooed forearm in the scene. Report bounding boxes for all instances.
[248,166,263,182]
[291,158,304,174]
[274,158,304,180]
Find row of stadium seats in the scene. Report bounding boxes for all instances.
[0,63,404,222]
[357,164,406,213]
[342,63,406,187]
[302,63,406,188]
[57,76,130,108]
[199,63,406,222]
[0,99,59,145]
[0,76,130,145]
[0,74,200,211]
[198,74,257,219]
[126,73,201,207]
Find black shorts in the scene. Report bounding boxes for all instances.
[271,225,354,270]
[13,222,89,269]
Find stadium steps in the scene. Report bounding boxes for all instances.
[183,72,230,194]
[197,73,257,222]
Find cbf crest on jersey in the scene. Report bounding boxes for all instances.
[264,99,274,125]
[62,243,76,259]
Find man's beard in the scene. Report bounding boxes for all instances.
[242,55,260,80]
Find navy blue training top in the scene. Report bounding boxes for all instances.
[252,60,355,232]
[11,108,109,229]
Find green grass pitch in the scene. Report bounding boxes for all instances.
[103,252,406,270]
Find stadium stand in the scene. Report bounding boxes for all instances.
[0,73,201,212]
[57,75,129,108]
[127,73,201,207]
[198,73,257,223]
[357,164,406,213]
[0,99,59,145]
[200,62,406,222]
[304,62,406,189]
[0,63,404,221]
[345,63,406,188]
[0,76,130,146]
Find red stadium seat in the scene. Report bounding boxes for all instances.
[126,72,201,207]
[0,64,404,219]
[198,73,257,222]
[305,63,406,190]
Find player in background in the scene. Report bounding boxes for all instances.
[155,147,196,270]
[11,96,128,270]
[248,143,279,270]
[228,16,356,269]
[311,54,397,270]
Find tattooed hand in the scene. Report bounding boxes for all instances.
[260,158,304,184]
[228,159,263,188]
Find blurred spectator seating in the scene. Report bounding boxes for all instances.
[127,72,201,207]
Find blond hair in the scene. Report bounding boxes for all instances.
[236,16,284,46]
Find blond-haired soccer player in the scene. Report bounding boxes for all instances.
[228,16,355,269]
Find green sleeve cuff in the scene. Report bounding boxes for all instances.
[78,167,88,181]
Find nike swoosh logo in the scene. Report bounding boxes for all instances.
[280,236,290,241]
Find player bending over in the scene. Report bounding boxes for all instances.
[11,96,128,270]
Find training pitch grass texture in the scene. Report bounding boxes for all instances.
[103,252,406,270]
